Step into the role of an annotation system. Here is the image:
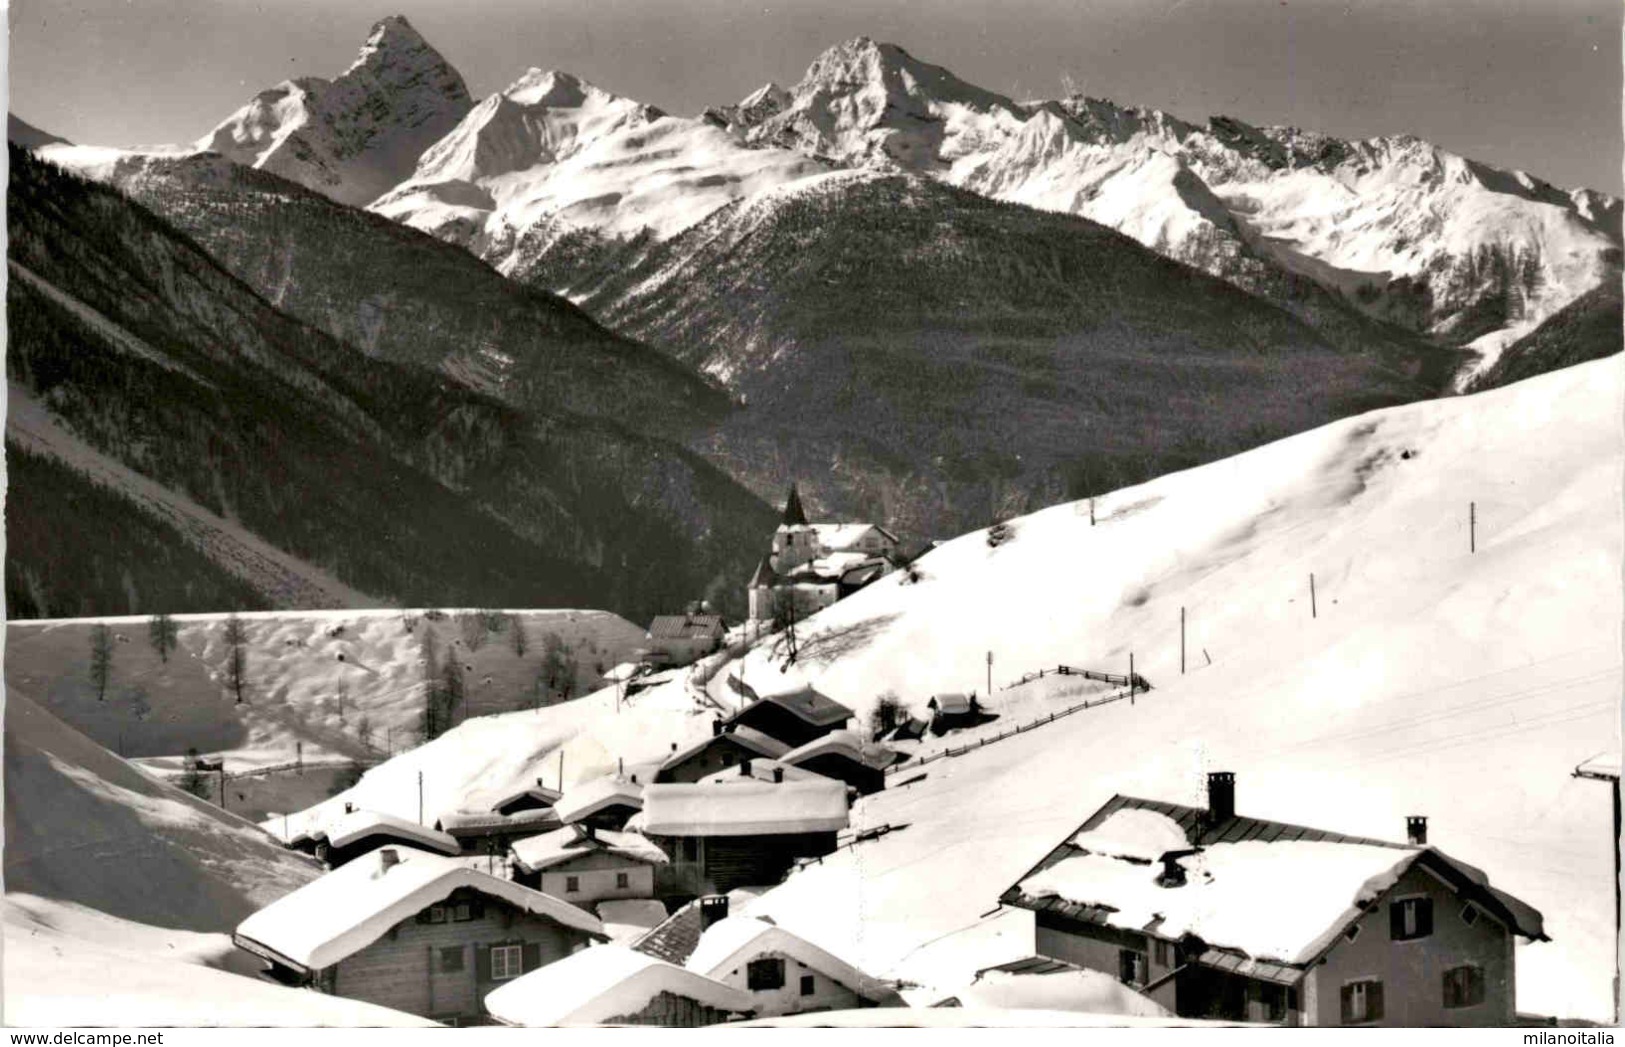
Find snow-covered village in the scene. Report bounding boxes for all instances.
[3,0,1622,1035]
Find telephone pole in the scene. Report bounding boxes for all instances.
[1470,501,1476,553]
[1310,574,1317,619]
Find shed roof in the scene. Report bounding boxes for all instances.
[487,782,563,813]
[929,693,975,715]
[320,810,461,856]
[781,730,899,771]
[697,759,829,787]
[685,917,902,1007]
[234,846,603,972]
[1001,794,1547,969]
[640,780,848,837]
[510,825,668,874]
[554,777,645,825]
[485,943,752,1026]
[647,614,726,641]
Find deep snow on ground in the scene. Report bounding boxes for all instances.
[283,356,1620,1020]
[2,895,433,1027]
[2,690,322,932]
[6,608,647,767]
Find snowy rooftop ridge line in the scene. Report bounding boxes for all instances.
[1000,794,1548,969]
[485,943,751,1026]
[234,845,604,972]
[640,779,850,837]
[685,916,904,1008]
[510,825,669,874]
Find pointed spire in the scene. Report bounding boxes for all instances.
[781,483,808,526]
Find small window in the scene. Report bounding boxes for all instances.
[1152,940,1170,967]
[1341,979,1384,1024]
[747,958,786,990]
[1460,903,1480,927]
[453,901,472,922]
[490,944,523,981]
[565,875,580,893]
[800,974,816,996]
[421,905,448,924]
[615,872,630,889]
[1442,965,1486,1009]
[439,947,464,973]
[1344,924,1361,942]
[1389,897,1433,941]
[1117,948,1147,987]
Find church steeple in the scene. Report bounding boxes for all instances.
[781,483,808,526]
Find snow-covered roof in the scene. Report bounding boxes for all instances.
[647,614,726,640]
[781,729,899,771]
[320,809,461,856]
[640,780,849,837]
[956,959,1171,1017]
[929,693,974,715]
[510,825,668,874]
[235,846,604,972]
[697,759,828,786]
[810,523,896,551]
[1575,751,1621,781]
[485,943,752,1026]
[487,782,563,813]
[1004,797,1546,966]
[661,725,789,770]
[436,807,560,836]
[554,777,645,825]
[685,916,901,1007]
[731,686,853,729]
[596,899,670,944]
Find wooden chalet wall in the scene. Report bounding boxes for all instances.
[793,753,884,795]
[732,705,838,749]
[324,890,592,1023]
[649,832,839,897]
[533,850,656,907]
[707,951,865,1017]
[656,736,761,783]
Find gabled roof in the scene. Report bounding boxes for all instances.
[1000,794,1547,970]
[660,726,790,772]
[647,614,726,641]
[632,898,707,966]
[486,944,753,1026]
[730,687,853,730]
[234,846,604,973]
[748,558,778,588]
[320,809,461,856]
[928,693,975,715]
[781,730,899,771]
[640,780,849,837]
[510,825,668,874]
[487,782,563,814]
[554,777,645,825]
[809,523,898,550]
[685,917,902,1008]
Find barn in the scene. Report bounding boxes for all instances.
[555,776,646,833]
[779,730,899,796]
[655,724,790,784]
[300,807,461,867]
[725,688,854,749]
[509,825,668,908]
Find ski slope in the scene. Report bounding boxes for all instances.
[288,356,1620,1020]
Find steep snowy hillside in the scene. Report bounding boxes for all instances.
[585,171,1443,534]
[195,16,471,207]
[1466,281,1622,393]
[3,691,320,930]
[289,357,1620,1020]
[730,38,1621,376]
[6,609,646,766]
[371,68,829,289]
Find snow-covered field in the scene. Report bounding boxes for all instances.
[283,356,1620,1021]
[6,608,649,769]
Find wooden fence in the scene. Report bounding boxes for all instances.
[1002,664,1150,693]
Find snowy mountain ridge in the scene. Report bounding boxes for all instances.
[194,15,472,207]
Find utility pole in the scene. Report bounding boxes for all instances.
[417,770,424,825]
[1129,652,1135,704]
[1310,574,1317,619]
[986,651,993,695]
[1470,501,1476,554]
[1089,499,1096,526]
[558,751,565,791]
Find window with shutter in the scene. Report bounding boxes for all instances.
[1117,949,1147,986]
[565,875,580,893]
[1389,897,1433,941]
[1153,940,1169,967]
[439,947,464,973]
[1341,980,1384,1024]
[616,872,630,889]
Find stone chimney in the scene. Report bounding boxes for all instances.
[1407,816,1428,846]
[740,759,753,777]
[344,801,356,814]
[699,894,729,931]
[772,767,784,783]
[1156,854,1187,888]
[712,718,724,737]
[379,847,400,872]
[1207,772,1235,824]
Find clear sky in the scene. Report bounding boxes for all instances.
[9,0,1622,193]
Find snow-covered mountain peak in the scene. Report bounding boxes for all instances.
[343,14,438,76]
